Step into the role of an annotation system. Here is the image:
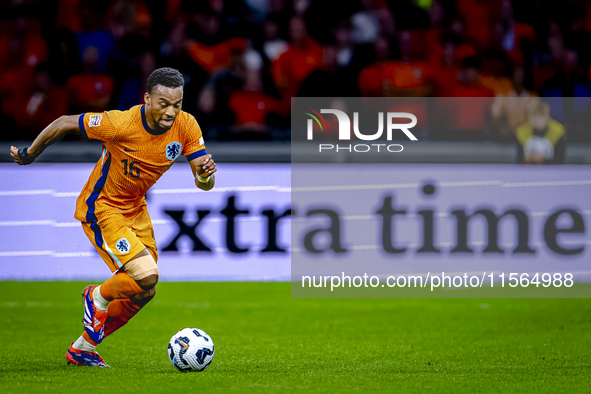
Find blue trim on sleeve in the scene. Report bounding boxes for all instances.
[186,150,207,161]
[78,113,87,139]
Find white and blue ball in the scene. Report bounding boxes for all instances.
[168,328,215,372]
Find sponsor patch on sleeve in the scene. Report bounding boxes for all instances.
[88,114,102,127]
[199,137,204,146]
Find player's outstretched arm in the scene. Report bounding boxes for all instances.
[10,115,81,165]
[189,154,217,191]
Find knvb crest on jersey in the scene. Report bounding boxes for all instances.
[116,238,130,254]
[88,115,102,127]
[166,142,182,161]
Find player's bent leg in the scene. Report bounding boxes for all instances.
[102,287,155,340]
[99,249,157,299]
[73,218,159,359]
[101,250,159,339]
[82,285,109,344]
[129,286,156,306]
[123,248,159,290]
[81,249,156,345]
[103,299,141,338]
[81,271,143,344]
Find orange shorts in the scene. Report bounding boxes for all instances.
[81,206,158,272]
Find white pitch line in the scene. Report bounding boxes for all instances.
[0,251,53,257]
[0,190,53,196]
[53,222,81,227]
[2,210,591,228]
[291,183,418,192]
[53,252,95,257]
[54,192,80,197]
[0,217,292,227]
[0,178,590,197]
[439,181,502,187]
[152,186,291,194]
[502,180,591,188]
[0,220,53,227]
[0,250,93,257]
[0,186,291,197]
[2,238,590,257]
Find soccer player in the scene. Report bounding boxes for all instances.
[10,67,217,367]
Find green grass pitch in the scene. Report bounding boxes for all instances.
[0,282,590,393]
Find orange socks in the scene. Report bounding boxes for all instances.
[103,299,142,339]
[79,273,147,348]
[99,272,145,300]
[81,299,143,345]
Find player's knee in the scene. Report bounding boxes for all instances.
[137,273,159,290]
[124,251,159,290]
[131,286,156,307]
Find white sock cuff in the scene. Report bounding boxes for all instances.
[93,285,110,311]
[73,335,96,353]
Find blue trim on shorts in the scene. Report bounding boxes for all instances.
[90,222,103,248]
[85,149,111,223]
[186,149,207,161]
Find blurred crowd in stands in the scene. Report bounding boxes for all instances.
[1,0,591,145]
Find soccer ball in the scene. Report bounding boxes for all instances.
[524,136,554,160]
[168,328,215,372]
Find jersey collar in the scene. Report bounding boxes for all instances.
[141,105,168,136]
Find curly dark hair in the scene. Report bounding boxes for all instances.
[146,67,184,94]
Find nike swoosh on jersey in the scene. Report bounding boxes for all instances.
[124,148,139,152]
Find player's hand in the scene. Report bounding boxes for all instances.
[198,154,217,177]
[10,146,36,165]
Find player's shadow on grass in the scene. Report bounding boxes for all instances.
[2,361,103,373]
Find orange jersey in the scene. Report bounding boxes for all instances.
[74,105,206,223]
